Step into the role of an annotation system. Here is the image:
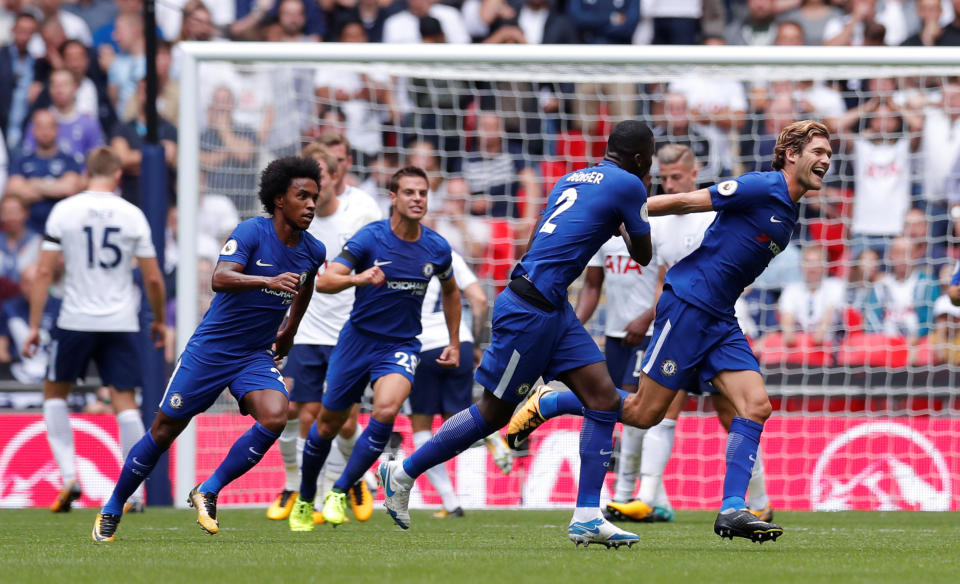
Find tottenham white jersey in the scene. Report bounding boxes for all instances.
[293,185,382,346]
[651,211,717,269]
[587,236,658,338]
[418,251,477,351]
[41,191,156,332]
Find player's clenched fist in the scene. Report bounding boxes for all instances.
[354,265,385,286]
[266,272,302,293]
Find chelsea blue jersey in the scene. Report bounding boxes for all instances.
[335,219,453,340]
[188,217,325,361]
[512,161,650,308]
[666,171,798,318]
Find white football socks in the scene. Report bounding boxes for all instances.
[613,426,646,502]
[278,418,299,492]
[638,418,676,506]
[746,450,770,510]
[414,430,459,511]
[43,398,75,484]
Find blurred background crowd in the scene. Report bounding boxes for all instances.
[3,0,960,409]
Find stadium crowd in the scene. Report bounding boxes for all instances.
[3,0,960,406]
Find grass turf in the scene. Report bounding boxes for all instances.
[1,509,958,584]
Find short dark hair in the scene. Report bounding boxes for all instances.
[59,38,86,58]
[419,16,444,39]
[258,156,321,214]
[606,120,654,157]
[388,165,429,195]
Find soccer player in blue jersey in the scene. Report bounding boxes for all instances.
[287,165,461,531]
[508,120,832,543]
[92,157,326,542]
[376,121,654,548]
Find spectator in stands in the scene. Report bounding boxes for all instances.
[231,0,323,41]
[0,195,41,283]
[647,0,702,44]
[653,92,720,184]
[0,0,23,46]
[383,0,470,44]
[24,69,103,158]
[92,0,158,52]
[64,0,117,36]
[460,111,541,287]
[0,12,37,151]
[824,0,908,46]
[315,17,394,171]
[4,109,83,232]
[27,0,93,57]
[170,1,223,79]
[904,206,949,274]
[773,19,806,45]
[106,13,145,119]
[836,96,912,259]
[122,40,177,123]
[668,52,746,182]
[875,237,940,356]
[931,289,960,364]
[464,0,575,45]
[726,0,779,45]
[907,76,960,252]
[357,151,397,216]
[780,0,842,46]
[198,85,257,208]
[777,245,845,348]
[272,0,310,42]
[845,247,884,333]
[110,80,177,206]
[741,92,797,173]
[901,0,960,45]
[0,263,60,383]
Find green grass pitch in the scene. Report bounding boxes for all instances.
[1,509,958,584]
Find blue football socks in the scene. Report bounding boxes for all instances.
[576,409,619,508]
[539,388,628,421]
[333,418,392,492]
[199,423,279,495]
[299,421,333,502]
[721,416,764,511]
[402,404,491,479]
[102,432,165,515]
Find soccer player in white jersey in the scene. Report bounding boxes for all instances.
[22,147,166,513]
[267,142,382,523]
[409,250,512,518]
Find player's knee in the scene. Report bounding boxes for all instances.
[370,403,401,424]
[259,410,288,434]
[340,414,358,437]
[743,396,772,423]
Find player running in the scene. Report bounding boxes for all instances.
[507,121,831,543]
[377,120,654,548]
[288,166,461,530]
[91,156,326,541]
[24,147,166,514]
[514,145,773,525]
[268,143,381,524]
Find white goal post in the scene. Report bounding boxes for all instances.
[174,43,960,510]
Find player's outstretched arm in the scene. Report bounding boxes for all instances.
[575,266,604,324]
[276,272,315,358]
[314,261,384,294]
[212,260,301,293]
[647,189,714,216]
[137,256,167,348]
[435,276,461,369]
[23,249,59,358]
[618,225,653,266]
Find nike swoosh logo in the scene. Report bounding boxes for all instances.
[600,449,614,456]
[373,259,392,267]
[770,216,782,223]
[570,520,602,534]
[132,457,146,467]
[249,447,264,457]
[256,259,273,267]
[748,454,757,463]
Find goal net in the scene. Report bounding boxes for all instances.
[174,43,960,512]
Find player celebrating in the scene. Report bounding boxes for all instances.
[268,143,381,524]
[508,121,831,543]
[91,156,326,541]
[377,121,654,548]
[410,249,512,519]
[23,147,166,514]
[288,166,460,530]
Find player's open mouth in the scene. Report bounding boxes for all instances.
[812,168,826,178]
